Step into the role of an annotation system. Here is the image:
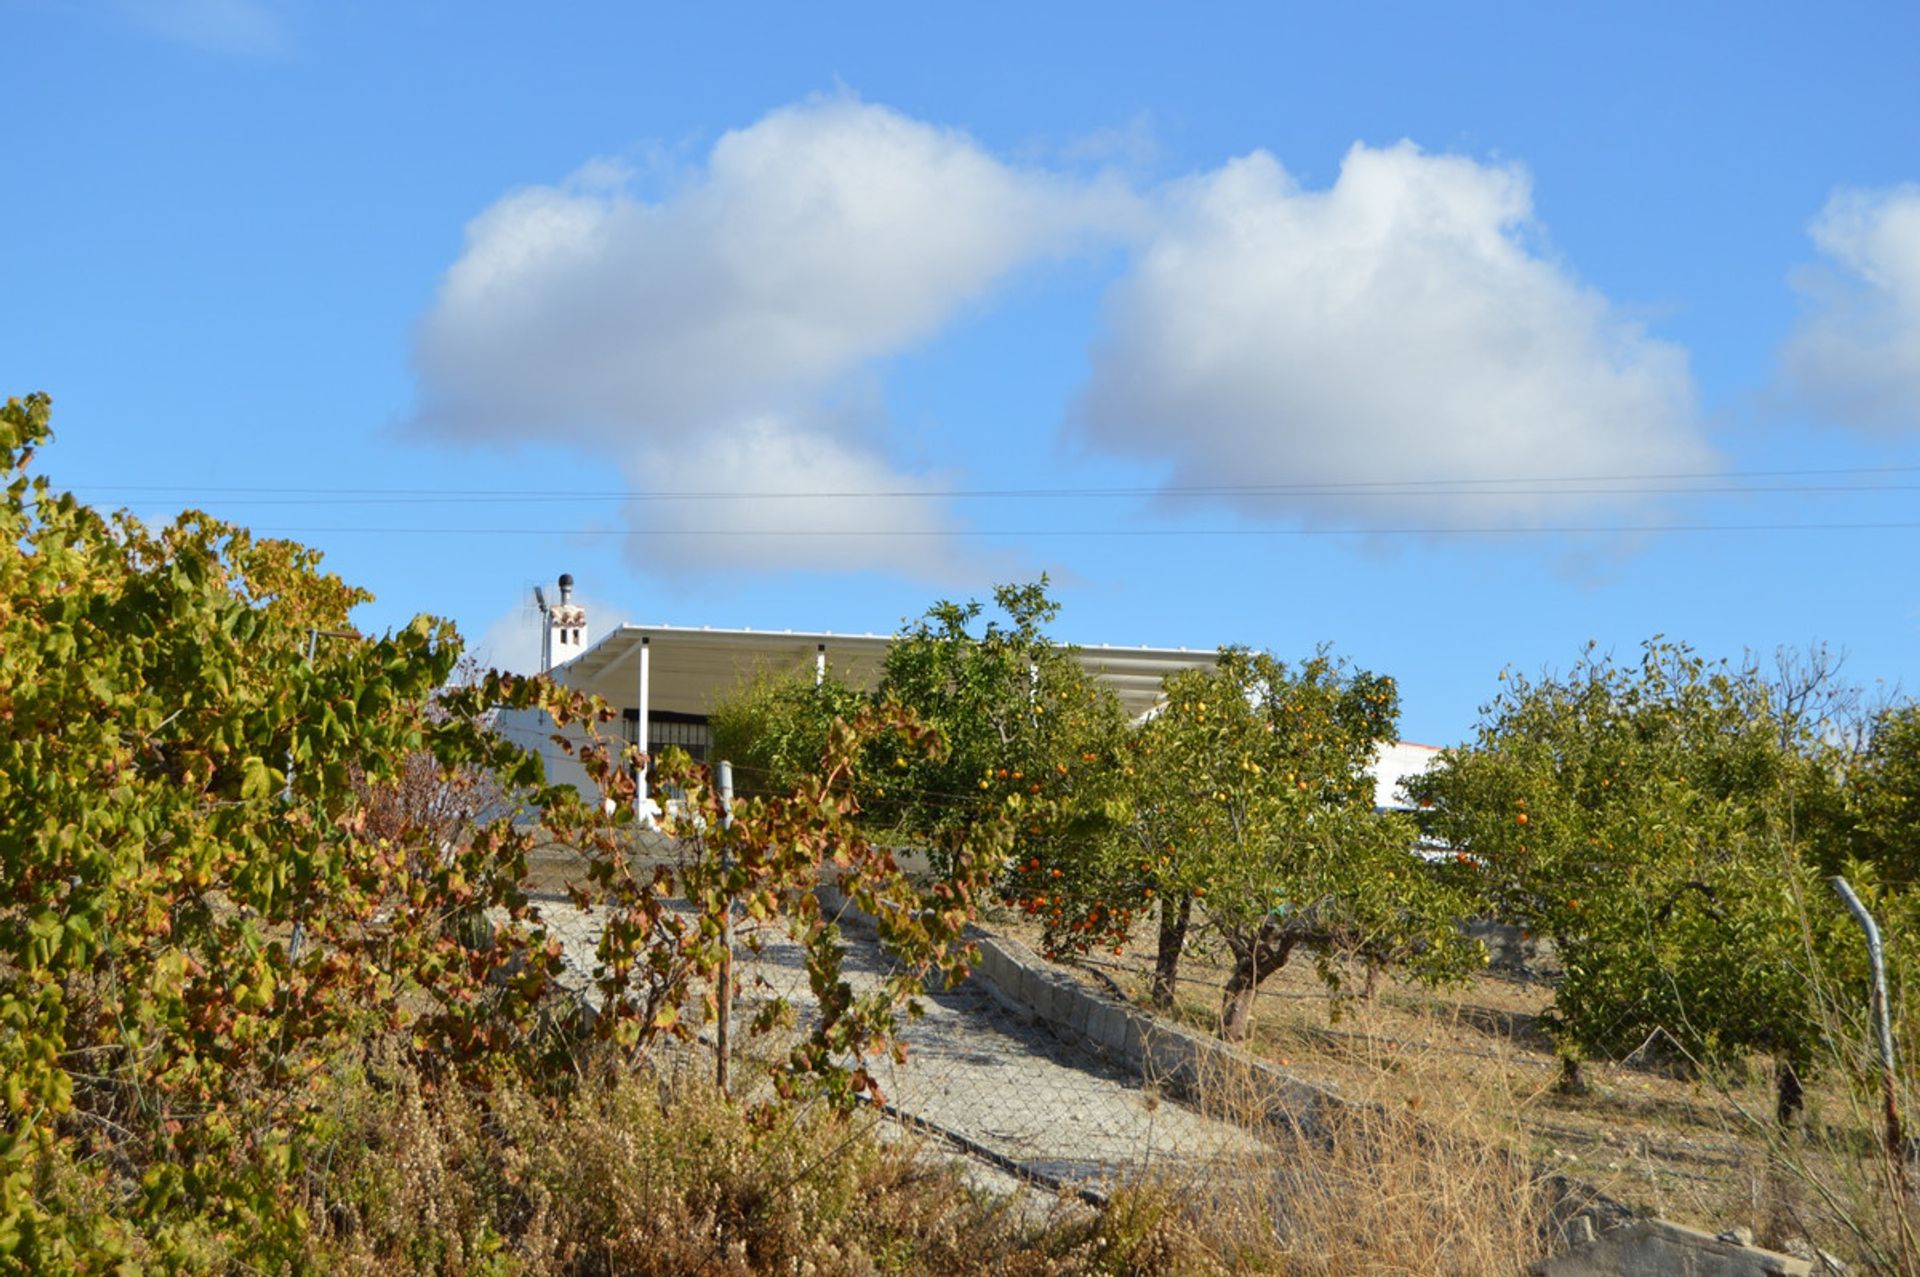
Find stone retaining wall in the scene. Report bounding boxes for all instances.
[968,930,1345,1136]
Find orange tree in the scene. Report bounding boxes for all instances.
[702,580,1126,845]
[1408,640,1860,1116]
[1849,704,1920,889]
[861,584,1164,976]
[700,581,1144,978]
[862,580,1129,844]
[1153,649,1478,1040]
[0,393,997,1268]
[706,662,869,797]
[993,687,1143,971]
[1017,646,1480,1038]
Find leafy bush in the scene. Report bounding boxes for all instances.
[0,392,1000,1265]
[1410,639,1865,1110]
[1850,705,1920,889]
[0,393,621,1267]
[706,662,868,798]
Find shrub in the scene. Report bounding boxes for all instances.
[706,662,867,799]
[1410,639,1863,1110]
[0,392,1001,1263]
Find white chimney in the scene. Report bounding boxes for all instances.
[539,572,589,671]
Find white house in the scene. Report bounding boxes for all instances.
[1369,739,1443,812]
[493,576,1440,814]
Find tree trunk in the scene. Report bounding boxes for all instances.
[1776,1059,1805,1129]
[1150,895,1192,1010]
[1220,934,1294,1043]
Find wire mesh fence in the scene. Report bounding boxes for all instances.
[511,783,1884,1273]
[532,864,1609,1273]
[738,909,1265,1191]
[526,820,1873,1275]
[520,815,1759,1213]
[526,845,1266,1202]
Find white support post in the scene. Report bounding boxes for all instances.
[815,642,826,687]
[636,636,652,812]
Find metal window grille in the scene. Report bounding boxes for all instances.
[622,708,712,764]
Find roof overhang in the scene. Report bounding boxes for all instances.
[550,624,1219,721]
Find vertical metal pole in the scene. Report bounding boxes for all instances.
[636,636,651,814]
[815,642,826,687]
[535,586,552,673]
[1832,876,1907,1179]
[715,759,735,1096]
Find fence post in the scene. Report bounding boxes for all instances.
[716,760,735,1096]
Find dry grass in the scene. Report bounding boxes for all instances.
[283,1038,1583,1275]
[483,861,1917,1270]
[1154,1045,1557,1275]
[988,908,1920,1271]
[991,913,1760,1216]
[300,1044,1230,1276]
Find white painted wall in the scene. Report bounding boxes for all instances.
[1368,740,1442,811]
[491,704,602,801]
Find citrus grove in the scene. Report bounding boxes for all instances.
[713,585,1920,1109]
[8,384,1920,1266]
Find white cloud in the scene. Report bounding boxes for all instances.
[1781,184,1920,434]
[414,95,1134,576]
[120,0,288,56]
[613,416,978,578]
[1074,142,1711,527]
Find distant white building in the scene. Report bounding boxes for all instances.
[1369,739,1443,813]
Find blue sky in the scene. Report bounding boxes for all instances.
[7,0,1920,745]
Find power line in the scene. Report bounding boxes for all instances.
[62,461,1920,503]
[232,520,1920,538]
[51,481,1920,506]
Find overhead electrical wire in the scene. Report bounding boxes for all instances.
[226,521,1920,538]
[45,481,1920,505]
[64,461,1920,505]
[51,460,1919,538]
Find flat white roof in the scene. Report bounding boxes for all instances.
[552,623,1219,720]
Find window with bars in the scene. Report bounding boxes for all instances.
[622,708,712,764]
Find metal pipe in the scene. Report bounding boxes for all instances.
[534,585,551,673]
[1832,875,1906,1175]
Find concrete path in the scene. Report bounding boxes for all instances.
[534,897,1262,1193]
